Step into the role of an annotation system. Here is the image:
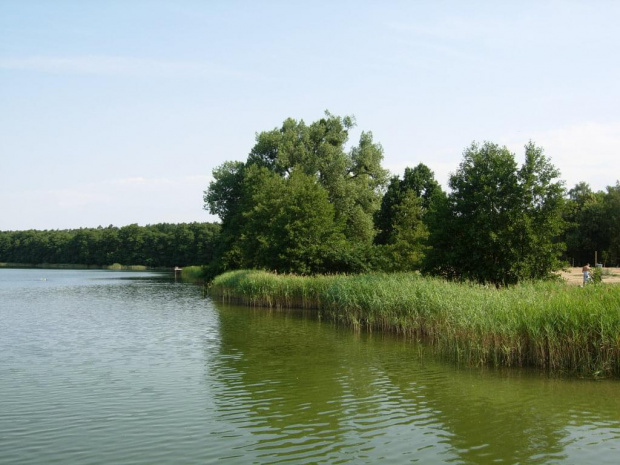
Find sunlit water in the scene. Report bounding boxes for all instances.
[1,269,619,464]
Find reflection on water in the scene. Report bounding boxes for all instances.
[1,269,619,464]
[208,304,620,464]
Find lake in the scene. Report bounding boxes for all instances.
[1,268,619,464]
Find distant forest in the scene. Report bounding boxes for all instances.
[0,223,220,268]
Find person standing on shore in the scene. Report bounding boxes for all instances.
[582,263,591,286]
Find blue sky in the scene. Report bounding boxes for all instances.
[1,0,619,230]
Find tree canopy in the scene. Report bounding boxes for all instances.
[205,115,579,284]
[10,111,616,286]
[204,112,389,277]
[0,223,220,267]
[374,163,443,246]
[424,141,566,285]
[563,181,620,267]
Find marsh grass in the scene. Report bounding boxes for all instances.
[179,266,204,281]
[210,270,620,377]
[106,264,147,270]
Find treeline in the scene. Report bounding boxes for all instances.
[204,111,620,284]
[5,113,618,281]
[0,222,220,268]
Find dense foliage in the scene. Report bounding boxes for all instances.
[424,142,566,285]
[374,163,443,245]
[205,112,389,277]
[7,113,619,284]
[0,222,220,267]
[205,113,581,284]
[373,163,445,272]
[562,181,620,267]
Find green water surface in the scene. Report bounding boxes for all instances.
[1,269,618,464]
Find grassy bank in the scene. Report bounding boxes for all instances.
[210,270,620,377]
[179,266,204,281]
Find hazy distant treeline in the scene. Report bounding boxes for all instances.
[0,222,220,268]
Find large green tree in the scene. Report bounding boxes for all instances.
[239,167,345,273]
[374,163,443,245]
[203,161,248,273]
[204,112,389,275]
[511,142,566,279]
[373,190,430,272]
[245,112,388,243]
[425,141,566,285]
[603,182,620,266]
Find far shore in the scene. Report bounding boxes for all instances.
[0,262,152,271]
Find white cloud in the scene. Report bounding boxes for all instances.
[505,122,620,191]
[184,175,211,183]
[48,188,112,209]
[386,122,620,193]
[111,177,173,187]
[386,14,510,43]
[0,175,216,230]
[108,175,211,190]
[0,55,239,79]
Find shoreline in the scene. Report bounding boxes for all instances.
[0,262,156,271]
[209,270,620,378]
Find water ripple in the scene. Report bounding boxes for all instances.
[2,269,620,464]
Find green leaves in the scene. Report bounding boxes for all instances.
[426,141,566,285]
[238,167,346,274]
[205,112,388,274]
[563,181,620,267]
[204,116,582,283]
[375,163,442,247]
[0,223,220,267]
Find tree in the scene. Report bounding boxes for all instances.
[563,182,594,266]
[374,175,402,245]
[0,223,220,268]
[425,141,566,285]
[204,161,248,273]
[375,190,429,272]
[245,112,388,244]
[204,112,389,275]
[602,182,620,266]
[563,183,608,266]
[512,142,566,279]
[375,163,443,245]
[239,167,345,274]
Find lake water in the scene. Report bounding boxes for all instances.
[1,268,619,464]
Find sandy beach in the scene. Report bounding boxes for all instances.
[558,267,620,286]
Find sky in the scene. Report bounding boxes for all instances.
[1,0,619,231]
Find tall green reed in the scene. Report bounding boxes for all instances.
[210,270,620,377]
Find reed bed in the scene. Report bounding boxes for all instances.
[106,263,147,270]
[179,266,204,281]
[210,270,620,377]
